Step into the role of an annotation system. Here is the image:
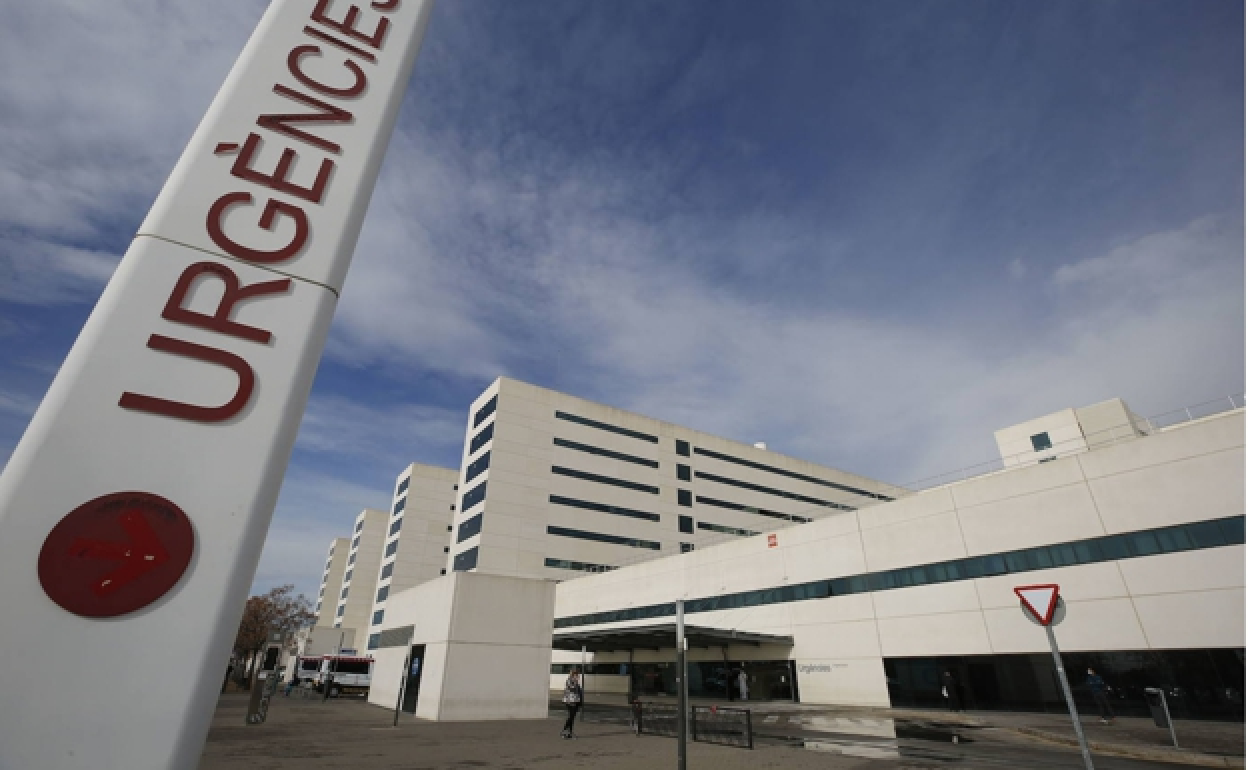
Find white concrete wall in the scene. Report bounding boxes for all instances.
[335,509,387,635]
[553,410,1245,708]
[314,537,349,626]
[368,572,557,720]
[447,377,903,582]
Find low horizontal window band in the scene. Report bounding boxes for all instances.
[547,525,661,550]
[554,437,659,468]
[694,446,893,501]
[697,521,760,537]
[553,515,1245,629]
[695,495,812,523]
[555,410,659,443]
[552,466,659,494]
[695,471,854,511]
[550,494,660,522]
[545,557,617,573]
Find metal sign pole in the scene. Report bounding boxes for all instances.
[676,599,687,770]
[393,651,410,727]
[1044,624,1094,770]
[1160,691,1179,749]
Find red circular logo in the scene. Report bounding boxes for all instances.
[38,491,195,618]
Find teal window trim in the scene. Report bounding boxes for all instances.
[552,466,659,494]
[555,411,659,443]
[553,516,1246,629]
[693,446,893,501]
[549,494,660,522]
[696,495,812,523]
[694,470,855,511]
[547,525,661,550]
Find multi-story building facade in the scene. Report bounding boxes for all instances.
[331,509,387,637]
[364,463,459,649]
[446,378,907,581]
[313,537,349,626]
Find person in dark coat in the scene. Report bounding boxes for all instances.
[1086,668,1115,724]
[560,670,584,739]
[941,670,962,711]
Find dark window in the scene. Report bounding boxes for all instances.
[696,496,812,523]
[681,543,695,553]
[440,569,446,575]
[676,440,690,456]
[376,586,389,602]
[677,464,691,481]
[698,521,760,537]
[389,518,402,536]
[393,497,406,515]
[385,541,398,557]
[340,587,348,599]
[553,437,659,468]
[344,569,352,582]
[555,411,659,443]
[461,481,487,511]
[551,466,659,494]
[549,495,660,522]
[447,525,452,531]
[352,536,360,548]
[336,605,344,617]
[396,477,410,497]
[474,394,498,428]
[544,557,616,572]
[380,563,393,579]
[372,610,384,625]
[457,512,484,543]
[552,516,1244,630]
[693,446,892,501]
[348,553,356,565]
[367,633,380,650]
[1031,432,1053,451]
[678,515,693,534]
[547,526,661,550]
[470,422,495,454]
[453,546,479,572]
[443,546,449,553]
[678,489,692,507]
[466,450,491,483]
[355,521,364,533]
[695,471,854,510]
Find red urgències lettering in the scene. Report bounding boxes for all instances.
[122,0,401,423]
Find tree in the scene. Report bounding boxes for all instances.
[231,584,316,683]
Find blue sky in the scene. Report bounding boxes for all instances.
[1,0,1243,601]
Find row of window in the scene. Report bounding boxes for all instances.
[549,494,660,522]
[554,437,659,468]
[462,480,487,511]
[548,525,661,551]
[552,466,659,494]
[474,394,498,428]
[555,410,659,443]
[544,557,617,573]
[389,518,402,536]
[393,496,405,516]
[696,495,812,524]
[697,521,760,537]
[695,471,854,511]
[552,516,1246,629]
[458,512,483,543]
[354,520,364,533]
[470,421,494,455]
[694,446,892,501]
[396,476,410,498]
[466,450,490,483]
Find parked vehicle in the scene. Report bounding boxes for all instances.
[315,655,373,697]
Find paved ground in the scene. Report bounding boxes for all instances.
[198,692,1241,770]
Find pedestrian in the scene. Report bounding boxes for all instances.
[1086,668,1115,724]
[561,670,583,739]
[284,674,298,697]
[941,670,962,711]
[738,668,750,702]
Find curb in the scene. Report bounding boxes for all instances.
[1011,726,1246,768]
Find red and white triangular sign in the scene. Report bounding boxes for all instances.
[1014,584,1061,625]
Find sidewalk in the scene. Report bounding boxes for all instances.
[573,693,1245,767]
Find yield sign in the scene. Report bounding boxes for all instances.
[1014,584,1061,625]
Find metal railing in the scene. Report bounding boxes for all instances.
[898,394,1243,494]
[575,702,754,749]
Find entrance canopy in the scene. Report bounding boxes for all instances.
[552,623,793,653]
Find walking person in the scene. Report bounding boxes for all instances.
[941,670,963,711]
[737,668,750,702]
[1086,668,1115,724]
[560,670,583,739]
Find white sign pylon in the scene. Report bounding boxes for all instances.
[1014,583,1061,626]
[0,1,436,768]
